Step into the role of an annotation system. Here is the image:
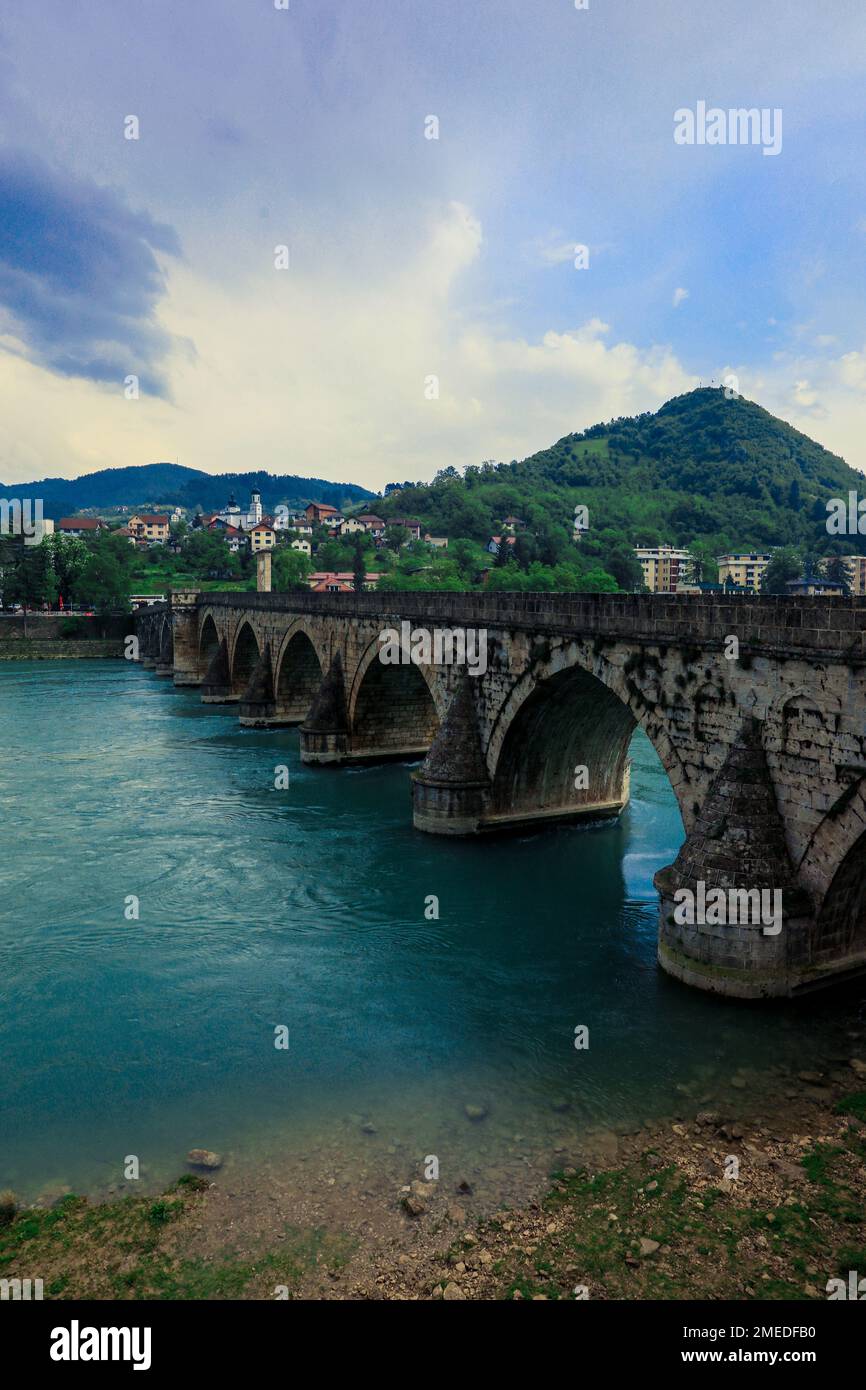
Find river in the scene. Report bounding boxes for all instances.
[0,659,858,1211]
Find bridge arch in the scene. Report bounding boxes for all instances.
[273,622,326,723]
[198,612,220,668]
[484,640,688,829]
[348,634,443,759]
[809,825,866,969]
[230,620,261,696]
[796,780,866,901]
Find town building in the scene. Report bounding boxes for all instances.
[249,522,276,552]
[487,534,517,556]
[357,514,386,537]
[305,502,343,526]
[130,593,167,609]
[785,576,845,597]
[716,552,772,592]
[57,517,108,537]
[128,514,171,544]
[390,518,422,541]
[424,534,448,548]
[844,556,866,595]
[273,509,301,531]
[337,516,367,536]
[289,537,312,557]
[634,544,691,593]
[307,571,382,592]
[213,488,263,533]
[311,576,354,593]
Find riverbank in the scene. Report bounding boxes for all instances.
[3,1053,863,1301]
[0,639,123,658]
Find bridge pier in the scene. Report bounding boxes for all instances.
[239,644,277,726]
[654,719,815,998]
[170,592,203,686]
[412,675,491,833]
[155,624,174,678]
[299,652,350,763]
[299,649,439,765]
[201,637,234,702]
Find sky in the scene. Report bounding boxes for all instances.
[0,0,865,490]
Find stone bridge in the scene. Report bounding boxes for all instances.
[134,590,866,1000]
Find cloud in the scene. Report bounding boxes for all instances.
[672,287,689,308]
[0,202,699,486]
[0,149,182,396]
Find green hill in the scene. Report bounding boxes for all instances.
[376,387,865,560]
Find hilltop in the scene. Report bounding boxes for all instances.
[0,462,375,518]
[376,388,866,558]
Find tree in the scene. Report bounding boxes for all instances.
[599,540,643,592]
[72,532,134,612]
[352,536,366,592]
[385,524,409,552]
[761,546,802,595]
[271,547,312,592]
[824,556,852,595]
[45,533,88,604]
[4,540,58,616]
[687,543,718,586]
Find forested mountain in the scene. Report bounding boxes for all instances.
[0,462,374,517]
[377,388,866,558]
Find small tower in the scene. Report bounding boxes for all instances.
[248,487,263,527]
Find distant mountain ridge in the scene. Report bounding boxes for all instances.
[0,463,375,517]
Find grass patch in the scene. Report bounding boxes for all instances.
[0,1181,353,1300]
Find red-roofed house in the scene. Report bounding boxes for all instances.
[304,502,343,525]
[58,517,108,537]
[307,571,382,592]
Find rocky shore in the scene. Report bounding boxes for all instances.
[2,1052,864,1301]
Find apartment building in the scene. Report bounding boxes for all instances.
[128,514,171,544]
[634,545,692,593]
[716,553,772,592]
[844,556,866,595]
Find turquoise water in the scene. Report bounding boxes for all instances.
[0,660,858,1205]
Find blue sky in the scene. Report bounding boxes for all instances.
[0,0,864,487]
